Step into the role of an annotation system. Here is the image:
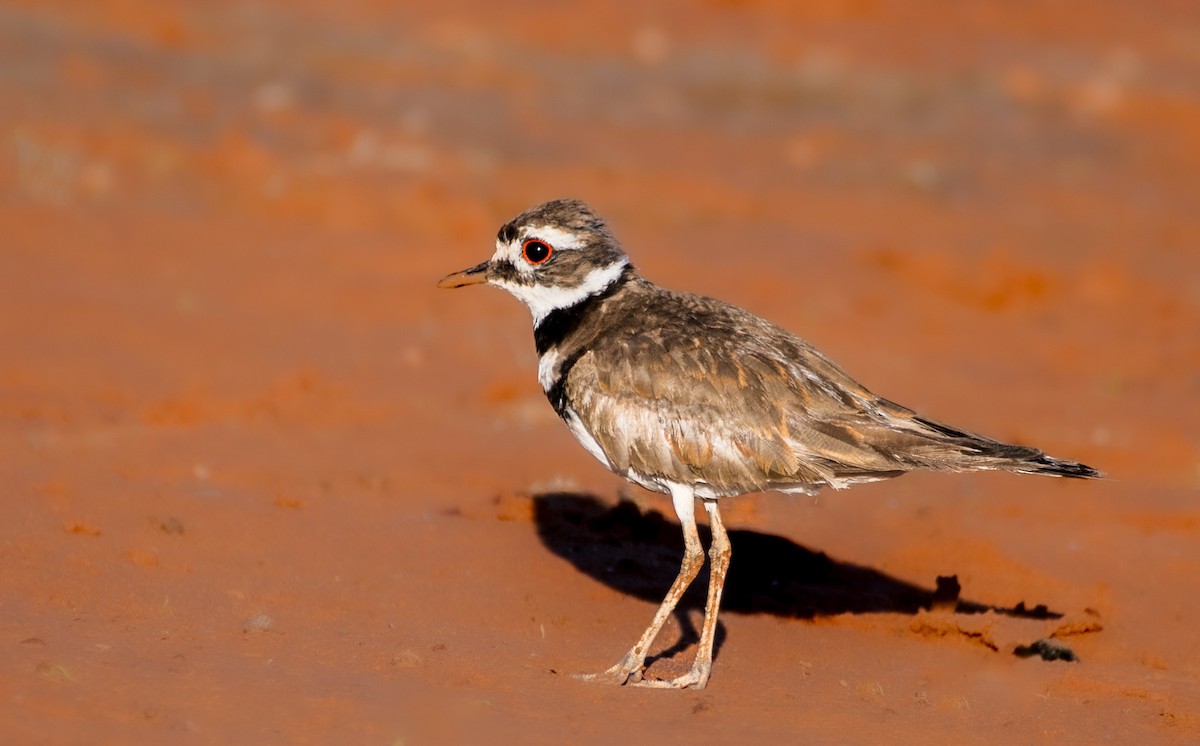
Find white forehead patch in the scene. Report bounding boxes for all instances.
[490,236,527,278]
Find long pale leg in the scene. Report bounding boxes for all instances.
[637,498,731,690]
[577,483,703,685]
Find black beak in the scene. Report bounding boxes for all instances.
[437,261,490,288]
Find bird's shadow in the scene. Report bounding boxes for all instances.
[533,492,1060,665]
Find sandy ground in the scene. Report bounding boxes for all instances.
[3,1,1199,742]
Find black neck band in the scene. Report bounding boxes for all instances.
[533,265,632,356]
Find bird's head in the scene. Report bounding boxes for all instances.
[437,199,631,324]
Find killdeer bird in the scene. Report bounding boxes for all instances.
[438,198,1100,690]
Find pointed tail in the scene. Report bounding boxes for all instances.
[1009,453,1102,479]
[906,414,1102,479]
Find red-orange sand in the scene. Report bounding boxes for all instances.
[3,1,1198,742]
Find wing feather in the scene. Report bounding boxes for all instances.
[557,281,1031,496]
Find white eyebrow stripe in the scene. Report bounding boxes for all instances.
[522,225,587,251]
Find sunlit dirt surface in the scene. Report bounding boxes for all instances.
[3,1,1199,742]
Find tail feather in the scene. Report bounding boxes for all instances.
[908,415,1102,479]
[1010,453,1103,480]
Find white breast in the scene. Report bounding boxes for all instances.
[537,348,561,391]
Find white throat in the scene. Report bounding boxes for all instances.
[496,260,628,326]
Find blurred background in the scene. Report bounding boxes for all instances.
[3,1,1198,742]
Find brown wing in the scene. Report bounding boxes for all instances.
[561,294,912,495]
[561,284,1041,496]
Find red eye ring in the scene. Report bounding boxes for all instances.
[522,239,553,265]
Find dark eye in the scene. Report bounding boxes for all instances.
[522,239,553,265]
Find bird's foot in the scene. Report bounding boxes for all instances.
[573,650,646,685]
[626,661,711,690]
[575,655,711,690]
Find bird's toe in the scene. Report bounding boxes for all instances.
[573,654,646,686]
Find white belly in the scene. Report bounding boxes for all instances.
[563,409,614,471]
